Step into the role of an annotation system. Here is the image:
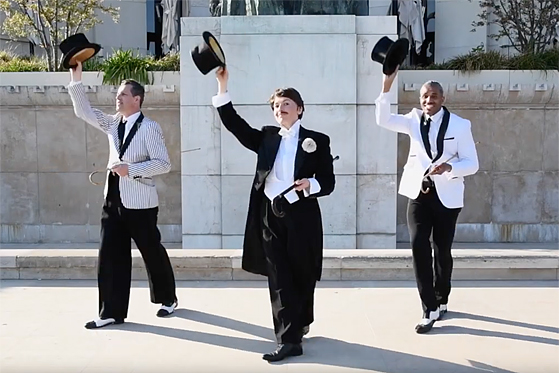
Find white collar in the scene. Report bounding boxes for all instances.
[123,111,141,124]
[278,119,301,138]
[426,108,444,124]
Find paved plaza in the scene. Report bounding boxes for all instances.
[0,279,557,373]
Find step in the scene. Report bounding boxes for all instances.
[1,243,557,281]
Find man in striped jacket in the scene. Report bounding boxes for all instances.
[68,60,178,329]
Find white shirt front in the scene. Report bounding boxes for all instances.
[264,120,301,203]
[122,111,141,142]
[424,108,444,159]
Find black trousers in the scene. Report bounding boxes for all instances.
[97,174,176,320]
[261,197,317,344]
[407,185,461,314]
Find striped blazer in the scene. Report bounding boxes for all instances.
[68,82,171,209]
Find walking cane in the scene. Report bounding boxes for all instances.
[271,155,340,218]
[420,142,479,194]
[88,147,202,186]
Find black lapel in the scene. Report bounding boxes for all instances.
[420,114,432,160]
[111,115,123,154]
[264,128,282,171]
[119,112,144,160]
[294,126,308,178]
[432,107,450,163]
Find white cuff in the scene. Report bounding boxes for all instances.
[303,177,321,197]
[68,80,82,87]
[212,92,232,108]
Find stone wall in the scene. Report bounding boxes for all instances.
[1,50,557,246]
[0,73,182,243]
[396,70,559,243]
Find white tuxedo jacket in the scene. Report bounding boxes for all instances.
[68,82,171,209]
[375,93,479,209]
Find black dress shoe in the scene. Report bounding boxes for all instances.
[415,308,439,334]
[262,343,303,362]
[415,319,435,334]
[157,299,178,317]
[84,318,124,329]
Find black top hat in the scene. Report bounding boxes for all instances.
[59,33,101,70]
[371,36,409,75]
[191,31,226,75]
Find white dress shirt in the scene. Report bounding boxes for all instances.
[121,111,141,142]
[424,108,444,159]
[264,120,301,203]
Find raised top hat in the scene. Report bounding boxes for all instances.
[59,33,101,70]
[371,36,409,75]
[191,31,226,75]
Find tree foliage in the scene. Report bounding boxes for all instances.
[471,0,559,54]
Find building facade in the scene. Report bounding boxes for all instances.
[0,0,534,64]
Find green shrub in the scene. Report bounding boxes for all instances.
[445,50,509,71]
[407,49,559,72]
[508,50,559,70]
[82,56,105,72]
[147,52,180,71]
[0,51,47,72]
[100,49,151,85]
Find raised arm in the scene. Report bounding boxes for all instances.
[212,67,262,153]
[375,66,413,135]
[67,61,117,133]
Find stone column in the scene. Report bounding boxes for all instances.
[180,15,398,249]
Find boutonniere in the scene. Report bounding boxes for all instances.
[302,138,317,153]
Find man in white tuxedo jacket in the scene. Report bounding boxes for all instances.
[68,61,178,329]
[375,67,479,334]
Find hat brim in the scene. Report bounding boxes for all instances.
[202,31,226,66]
[383,39,409,75]
[62,44,101,69]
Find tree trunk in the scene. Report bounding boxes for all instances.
[46,45,54,72]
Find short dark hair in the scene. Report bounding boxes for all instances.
[268,87,305,119]
[421,80,444,96]
[121,79,145,107]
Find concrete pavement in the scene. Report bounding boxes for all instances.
[1,280,558,372]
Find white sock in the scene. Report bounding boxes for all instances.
[418,318,433,326]
[159,301,177,313]
[93,318,116,327]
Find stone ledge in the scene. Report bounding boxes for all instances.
[1,247,557,281]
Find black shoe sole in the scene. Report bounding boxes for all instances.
[156,310,174,317]
[157,300,178,317]
[263,347,303,362]
[84,318,124,329]
[415,320,435,334]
